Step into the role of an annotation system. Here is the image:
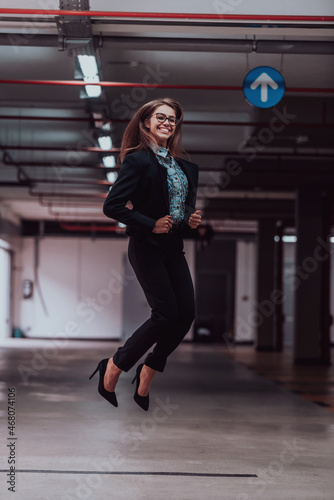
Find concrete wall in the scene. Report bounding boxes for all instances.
[13,235,196,340]
[13,236,127,339]
[9,231,334,345]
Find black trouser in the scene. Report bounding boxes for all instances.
[113,231,195,372]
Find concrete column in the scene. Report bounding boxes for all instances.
[255,219,277,351]
[273,221,284,352]
[294,189,331,365]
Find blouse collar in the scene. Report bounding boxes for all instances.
[150,142,169,158]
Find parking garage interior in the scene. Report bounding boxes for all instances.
[0,2,334,499]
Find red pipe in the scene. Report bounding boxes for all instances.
[19,177,112,186]
[59,223,121,232]
[4,161,115,170]
[4,146,334,157]
[1,146,120,152]
[29,190,106,199]
[1,79,333,93]
[0,9,333,22]
[49,207,105,218]
[0,115,96,123]
[287,87,334,93]
[1,115,332,128]
[39,199,102,208]
[0,79,242,91]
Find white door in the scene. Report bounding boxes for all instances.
[0,240,11,339]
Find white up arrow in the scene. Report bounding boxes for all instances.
[250,72,278,102]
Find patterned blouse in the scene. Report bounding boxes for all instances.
[151,144,189,224]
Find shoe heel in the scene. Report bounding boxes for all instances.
[132,363,149,411]
[89,358,118,407]
[89,364,99,380]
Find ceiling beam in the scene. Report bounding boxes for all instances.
[1,34,334,54]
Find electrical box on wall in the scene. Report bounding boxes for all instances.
[22,280,33,299]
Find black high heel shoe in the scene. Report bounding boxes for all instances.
[89,358,118,407]
[132,363,149,411]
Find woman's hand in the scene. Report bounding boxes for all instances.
[152,215,173,234]
[188,210,202,229]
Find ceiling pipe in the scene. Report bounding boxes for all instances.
[1,115,332,128]
[48,205,105,218]
[2,145,333,158]
[0,79,242,91]
[0,145,119,153]
[0,115,96,123]
[17,175,112,186]
[39,200,103,208]
[101,37,334,55]
[3,160,117,171]
[28,188,106,199]
[0,9,333,23]
[1,79,334,93]
[1,35,334,54]
[59,223,121,232]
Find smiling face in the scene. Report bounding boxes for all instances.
[145,104,177,148]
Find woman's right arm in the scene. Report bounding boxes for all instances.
[103,154,156,234]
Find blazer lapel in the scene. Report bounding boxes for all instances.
[177,158,195,198]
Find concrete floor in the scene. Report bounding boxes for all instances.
[0,339,333,500]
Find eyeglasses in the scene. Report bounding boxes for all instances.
[151,113,178,126]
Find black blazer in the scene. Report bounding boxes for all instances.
[103,149,199,238]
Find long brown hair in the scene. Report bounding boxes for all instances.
[119,97,184,163]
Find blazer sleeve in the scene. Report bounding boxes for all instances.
[103,154,156,233]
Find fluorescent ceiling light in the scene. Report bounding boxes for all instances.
[92,112,104,128]
[282,235,297,243]
[85,84,101,98]
[77,56,102,98]
[98,136,113,151]
[106,171,118,183]
[78,55,98,78]
[102,122,112,131]
[281,235,334,243]
[84,75,101,98]
[103,155,116,167]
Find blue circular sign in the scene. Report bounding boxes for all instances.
[243,66,285,108]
